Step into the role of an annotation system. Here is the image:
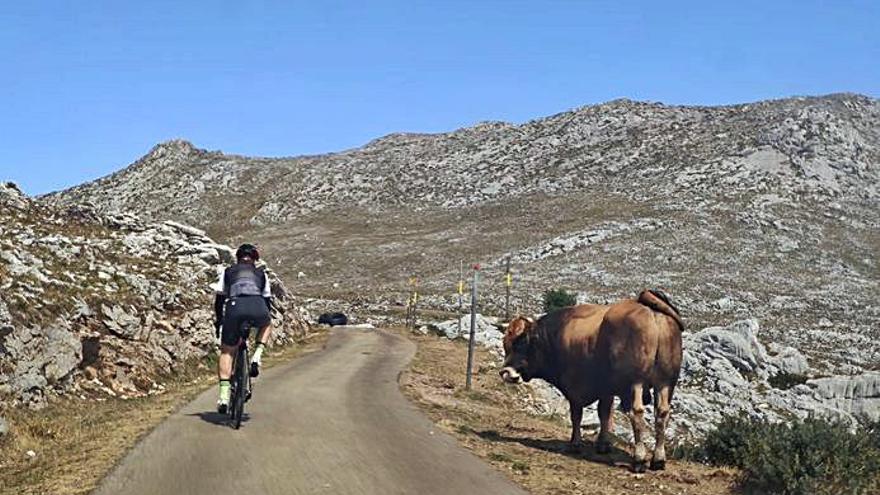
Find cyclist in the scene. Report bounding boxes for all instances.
[212,243,274,414]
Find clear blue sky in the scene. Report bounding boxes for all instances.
[1,1,878,195]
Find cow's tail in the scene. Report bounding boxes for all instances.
[638,289,684,331]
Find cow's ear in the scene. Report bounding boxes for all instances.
[506,317,532,340]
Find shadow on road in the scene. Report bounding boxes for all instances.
[187,411,251,428]
[472,428,633,467]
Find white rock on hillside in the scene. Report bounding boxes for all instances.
[436,314,504,351]
[807,373,880,421]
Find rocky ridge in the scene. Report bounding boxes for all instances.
[0,182,309,417]
[44,93,880,436]
[49,94,879,223]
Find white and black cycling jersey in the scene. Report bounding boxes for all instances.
[212,263,271,298]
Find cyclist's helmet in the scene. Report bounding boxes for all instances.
[235,243,260,262]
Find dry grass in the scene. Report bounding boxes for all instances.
[399,331,738,495]
[0,329,329,495]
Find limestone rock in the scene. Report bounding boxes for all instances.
[436,314,503,351]
[768,343,810,376]
[685,319,766,374]
[4,322,82,408]
[807,373,880,421]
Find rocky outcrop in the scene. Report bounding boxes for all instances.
[4,322,82,407]
[677,320,879,432]
[0,184,309,410]
[683,320,768,375]
[807,373,880,421]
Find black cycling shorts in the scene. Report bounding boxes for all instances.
[221,296,271,347]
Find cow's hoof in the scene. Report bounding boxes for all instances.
[595,441,612,455]
[564,442,583,453]
[650,459,666,471]
[632,461,648,474]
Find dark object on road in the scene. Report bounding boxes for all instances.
[318,312,349,326]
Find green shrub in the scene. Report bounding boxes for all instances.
[542,288,576,313]
[699,414,880,494]
[866,420,880,450]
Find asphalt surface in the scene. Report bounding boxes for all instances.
[94,328,528,495]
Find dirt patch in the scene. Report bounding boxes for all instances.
[0,329,329,495]
[399,331,738,495]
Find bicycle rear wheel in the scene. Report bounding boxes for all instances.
[231,345,248,429]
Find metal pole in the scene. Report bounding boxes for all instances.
[457,260,463,338]
[466,264,480,390]
[413,277,418,330]
[505,257,511,321]
[408,276,418,330]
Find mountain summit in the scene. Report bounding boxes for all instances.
[49,93,879,227]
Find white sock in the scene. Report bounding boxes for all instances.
[252,343,265,364]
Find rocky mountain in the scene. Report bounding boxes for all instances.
[0,182,309,413]
[48,94,879,380]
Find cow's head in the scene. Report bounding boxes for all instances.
[500,316,537,384]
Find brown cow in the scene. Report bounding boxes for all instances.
[499,290,683,472]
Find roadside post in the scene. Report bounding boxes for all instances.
[465,263,480,390]
[504,257,512,321]
[457,260,464,338]
[406,276,419,330]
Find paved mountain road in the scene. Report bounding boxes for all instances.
[94,329,527,495]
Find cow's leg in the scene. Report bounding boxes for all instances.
[567,400,584,450]
[626,382,649,473]
[596,395,614,454]
[650,385,672,470]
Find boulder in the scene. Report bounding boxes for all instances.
[201,243,236,265]
[435,314,503,351]
[685,319,766,373]
[162,220,207,239]
[101,305,142,340]
[767,343,810,376]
